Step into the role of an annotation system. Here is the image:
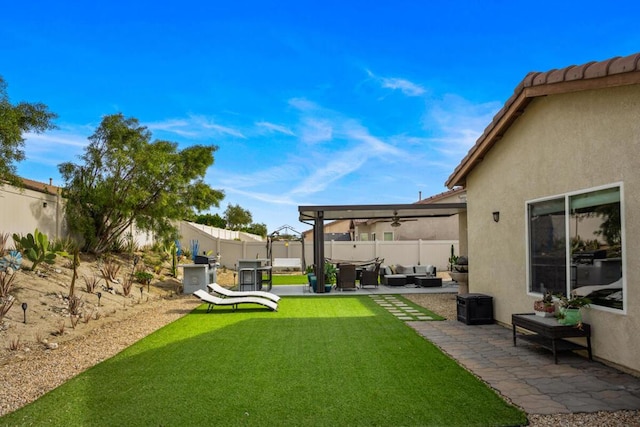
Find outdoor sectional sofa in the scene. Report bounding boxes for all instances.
[380,264,439,286]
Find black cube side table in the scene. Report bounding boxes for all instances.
[415,277,442,287]
[457,294,494,325]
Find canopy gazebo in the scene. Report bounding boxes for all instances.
[298,202,467,292]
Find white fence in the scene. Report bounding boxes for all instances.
[1,184,458,271]
[183,222,263,242]
[178,230,458,273]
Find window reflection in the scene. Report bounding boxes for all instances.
[529,198,566,295]
[570,187,622,310]
[528,186,623,311]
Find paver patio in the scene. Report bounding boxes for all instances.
[409,320,640,414]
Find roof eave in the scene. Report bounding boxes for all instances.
[445,53,640,189]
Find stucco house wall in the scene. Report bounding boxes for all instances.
[356,215,459,241]
[0,181,66,241]
[354,189,464,242]
[1,179,154,250]
[461,79,640,372]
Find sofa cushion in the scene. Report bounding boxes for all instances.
[414,265,428,275]
[427,265,436,276]
[395,264,415,274]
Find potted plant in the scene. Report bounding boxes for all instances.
[448,244,458,271]
[448,255,469,294]
[533,291,555,317]
[324,263,337,286]
[557,294,591,326]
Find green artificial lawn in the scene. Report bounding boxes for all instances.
[271,274,307,285]
[1,297,526,427]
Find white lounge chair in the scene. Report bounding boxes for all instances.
[193,289,278,312]
[207,282,281,303]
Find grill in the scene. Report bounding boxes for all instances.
[572,249,606,265]
[194,255,217,267]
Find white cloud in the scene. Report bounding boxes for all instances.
[286,112,406,197]
[24,131,88,149]
[145,115,246,139]
[288,97,319,111]
[381,77,426,96]
[366,69,426,97]
[224,186,299,206]
[255,121,295,136]
[299,118,333,144]
[424,94,501,157]
[145,119,196,136]
[21,130,89,167]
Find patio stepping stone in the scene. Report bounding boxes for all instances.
[369,295,436,322]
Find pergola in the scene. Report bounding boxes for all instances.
[298,202,467,292]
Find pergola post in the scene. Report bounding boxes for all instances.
[313,211,325,293]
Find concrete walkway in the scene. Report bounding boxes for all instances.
[409,320,640,415]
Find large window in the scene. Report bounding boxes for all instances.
[528,197,566,295]
[528,185,624,311]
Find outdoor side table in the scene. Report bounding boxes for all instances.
[238,268,257,291]
[512,313,592,364]
[385,275,406,286]
[414,277,442,287]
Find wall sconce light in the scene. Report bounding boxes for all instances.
[42,202,47,208]
[492,211,500,223]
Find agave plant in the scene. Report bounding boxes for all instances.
[0,250,23,272]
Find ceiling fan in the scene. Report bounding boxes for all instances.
[382,211,418,228]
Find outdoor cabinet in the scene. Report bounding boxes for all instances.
[238,259,271,291]
[180,264,216,294]
[457,294,494,325]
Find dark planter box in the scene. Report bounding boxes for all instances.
[457,294,494,325]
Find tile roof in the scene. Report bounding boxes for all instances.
[415,187,465,205]
[446,52,640,188]
[20,177,61,195]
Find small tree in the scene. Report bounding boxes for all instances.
[0,76,57,186]
[193,213,226,228]
[244,222,267,238]
[224,204,252,230]
[59,113,225,254]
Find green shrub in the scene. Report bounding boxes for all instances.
[134,271,153,285]
[12,229,57,271]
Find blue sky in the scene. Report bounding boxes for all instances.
[2,1,639,233]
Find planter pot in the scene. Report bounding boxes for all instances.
[533,301,555,317]
[449,272,469,295]
[558,308,581,325]
[534,310,555,318]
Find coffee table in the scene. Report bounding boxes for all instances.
[512,313,592,364]
[414,277,442,287]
